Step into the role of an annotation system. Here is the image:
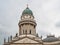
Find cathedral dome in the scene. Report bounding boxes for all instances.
[43,35,59,42]
[22,7,33,15]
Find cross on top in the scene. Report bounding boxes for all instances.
[27,4,29,8]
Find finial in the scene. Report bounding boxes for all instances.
[41,35,42,39]
[26,4,29,9]
[15,33,18,37]
[4,38,6,43]
[10,35,12,41]
[36,33,39,37]
[47,33,55,38]
[8,37,9,43]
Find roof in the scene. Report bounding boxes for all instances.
[22,7,33,15]
[43,35,59,42]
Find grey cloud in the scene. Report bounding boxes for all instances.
[55,22,60,27]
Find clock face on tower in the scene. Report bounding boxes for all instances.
[24,15,30,18]
[25,15,28,18]
[27,15,30,18]
[21,15,34,20]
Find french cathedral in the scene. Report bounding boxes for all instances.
[3,6,60,45]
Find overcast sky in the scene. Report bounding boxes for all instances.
[0,0,60,45]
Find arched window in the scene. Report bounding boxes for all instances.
[34,26,35,28]
[30,30,31,34]
[23,30,24,34]
[25,30,27,34]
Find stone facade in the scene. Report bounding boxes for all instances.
[18,14,36,36]
[3,6,60,45]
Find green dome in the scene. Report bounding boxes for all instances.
[43,35,59,42]
[22,7,33,15]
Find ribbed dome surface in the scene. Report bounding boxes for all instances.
[22,7,33,15]
[43,35,59,42]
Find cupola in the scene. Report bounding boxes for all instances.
[22,7,33,15]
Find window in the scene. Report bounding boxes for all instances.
[30,30,31,34]
[23,30,24,34]
[34,26,35,28]
[25,30,27,34]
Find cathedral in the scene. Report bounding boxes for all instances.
[3,6,60,45]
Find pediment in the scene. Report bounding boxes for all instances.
[13,37,39,43]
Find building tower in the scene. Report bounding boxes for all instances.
[18,6,37,36]
[3,5,60,45]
